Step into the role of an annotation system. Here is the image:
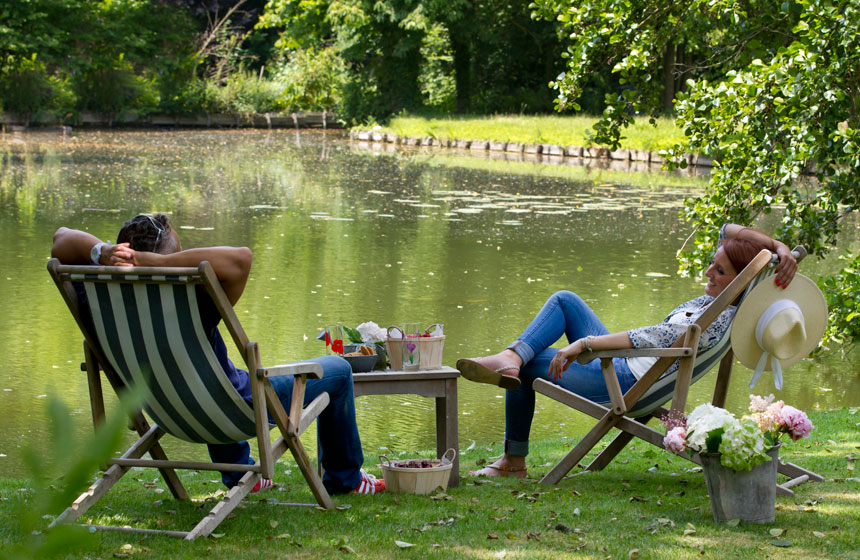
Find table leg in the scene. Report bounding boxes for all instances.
[435,377,459,487]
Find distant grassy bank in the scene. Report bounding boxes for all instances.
[2,408,857,559]
[369,114,686,152]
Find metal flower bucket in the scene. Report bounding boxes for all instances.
[700,444,780,523]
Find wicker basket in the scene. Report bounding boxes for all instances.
[385,324,445,370]
[379,449,456,494]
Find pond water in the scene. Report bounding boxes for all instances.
[1,129,857,478]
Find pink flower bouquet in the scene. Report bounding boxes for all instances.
[662,395,814,471]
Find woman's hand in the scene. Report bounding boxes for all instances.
[773,242,798,288]
[549,339,586,380]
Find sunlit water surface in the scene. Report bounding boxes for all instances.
[1,129,857,477]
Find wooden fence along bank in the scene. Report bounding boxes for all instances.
[350,129,715,173]
[0,111,339,130]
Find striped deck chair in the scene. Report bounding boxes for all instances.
[47,259,334,540]
[534,248,822,496]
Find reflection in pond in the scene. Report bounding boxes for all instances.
[0,129,857,477]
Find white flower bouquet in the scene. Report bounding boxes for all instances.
[343,321,387,344]
[663,395,814,471]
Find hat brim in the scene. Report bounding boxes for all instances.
[730,273,827,371]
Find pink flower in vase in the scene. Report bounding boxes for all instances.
[779,405,814,441]
[663,426,687,453]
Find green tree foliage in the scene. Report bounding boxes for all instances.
[259,0,425,122]
[258,0,564,121]
[0,0,196,118]
[534,0,859,348]
[273,46,348,111]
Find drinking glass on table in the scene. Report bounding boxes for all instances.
[325,325,344,355]
[401,322,420,371]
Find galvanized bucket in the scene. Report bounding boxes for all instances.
[700,444,780,523]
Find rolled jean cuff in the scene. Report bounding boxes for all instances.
[507,339,535,364]
[505,438,529,457]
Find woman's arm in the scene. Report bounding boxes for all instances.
[722,223,797,287]
[111,245,252,306]
[549,332,633,380]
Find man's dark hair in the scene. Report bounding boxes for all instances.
[117,213,172,253]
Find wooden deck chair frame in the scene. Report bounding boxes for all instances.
[534,249,822,496]
[46,258,334,540]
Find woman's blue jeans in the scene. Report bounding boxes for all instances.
[504,291,636,457]
[207,355,363,494]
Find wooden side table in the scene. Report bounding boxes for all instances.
[352,366,460,487]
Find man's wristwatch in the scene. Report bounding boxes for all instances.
[90,242,109,265]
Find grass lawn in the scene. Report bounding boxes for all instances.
[367,115,686,152]
[2,408,858,559]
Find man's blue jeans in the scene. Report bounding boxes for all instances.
[208,355,363,494]
[504,290,637,457]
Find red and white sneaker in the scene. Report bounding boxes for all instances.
[251,478,273,494]
[353,469,385,495]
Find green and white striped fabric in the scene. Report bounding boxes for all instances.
[78,276,256,444]
[629,268,772,417]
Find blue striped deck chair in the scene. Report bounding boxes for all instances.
[534,248,822,495]
[47,259,334,540]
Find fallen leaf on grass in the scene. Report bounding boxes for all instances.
[812,531,826,538]
[771,540,793,547]
[769,528,784,537]
[395,540,414,548]
[487,533,499,540]
[629,550,640,559]
[526,532,540,541]
[683,523,696,536]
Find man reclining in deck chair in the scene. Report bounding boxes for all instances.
[456,224,797,478]
[51,213,385,496]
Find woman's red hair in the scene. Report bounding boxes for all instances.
[721,238,767,274]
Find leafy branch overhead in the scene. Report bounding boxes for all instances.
[534,0,859,348]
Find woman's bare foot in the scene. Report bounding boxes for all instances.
[469,454,527,478]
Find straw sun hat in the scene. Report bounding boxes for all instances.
[730,273,827,390]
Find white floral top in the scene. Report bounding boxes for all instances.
[625,295,737,379]
[625,225,734,379]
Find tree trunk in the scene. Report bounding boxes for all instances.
[662,43,676,113]
[450,31,471,114]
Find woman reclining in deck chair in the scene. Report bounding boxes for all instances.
[52,214,385,496]
[456,224,797,478]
